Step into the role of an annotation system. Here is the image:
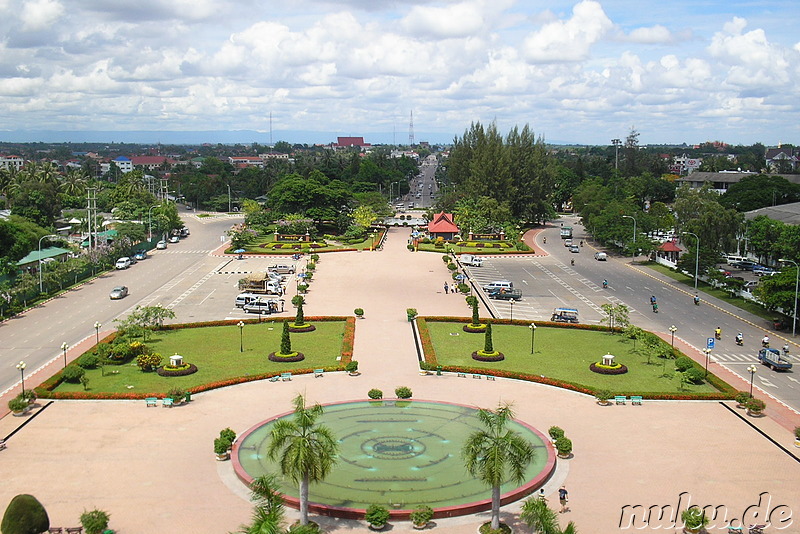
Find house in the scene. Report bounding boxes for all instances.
[228,156,264,169]
[675,171,800,193]
[766,147,799,173]
[0,155,24,171]
[334,137,371,149]
[16,247,71,274]
[130,156,178,171]
[111,156,133,173]
[427,212,459,240]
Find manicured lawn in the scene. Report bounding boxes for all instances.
[426,321,720,394]
[235,230,385,255]
[53,321,347,395]
[416,241,531,254]
[644,262,775,322]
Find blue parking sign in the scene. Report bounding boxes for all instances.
[707,338,715,349]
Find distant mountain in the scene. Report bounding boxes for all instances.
[0,129,468,146]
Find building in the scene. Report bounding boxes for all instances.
[744,202,800,226]
[333,137,371,149]
[675,171,800,193]
[0,155,24,171]
[130,156,178,171]
[427,212,459,240]
[260,152,290,161]
[228,156,264,169]
[110,156,133,173]
[765,146,799,173]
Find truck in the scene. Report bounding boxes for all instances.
[487,288,522,301]
[551,307,579,323]
[758,348,793,371]
[239,273,284,295]
[460,254,484,267]
[560,226,573,239]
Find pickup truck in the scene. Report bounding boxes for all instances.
[460,254,484,267]
[488,288,522,301]
[758,348,793,371]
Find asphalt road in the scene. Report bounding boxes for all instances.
[465,214,800,413]
[0,213,242,398]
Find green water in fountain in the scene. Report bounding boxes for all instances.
[236,400,550,510]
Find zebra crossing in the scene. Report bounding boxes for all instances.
[153,249,212,254]
[711,352,759,364]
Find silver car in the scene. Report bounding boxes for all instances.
[109,286,129,299]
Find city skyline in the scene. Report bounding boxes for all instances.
[0,0,798,146]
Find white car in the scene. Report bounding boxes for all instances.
[156,240,167,249]
[169,235,180,243]
[115,257,131,270]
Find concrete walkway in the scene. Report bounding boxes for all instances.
[1,227,799,533]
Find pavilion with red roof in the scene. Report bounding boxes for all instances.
[428,212,459,240]
[657,240,682,263]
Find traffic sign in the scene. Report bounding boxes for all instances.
[707,338,715,349]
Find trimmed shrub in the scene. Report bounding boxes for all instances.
[395,386,413,399]
[683,368,705,384]
[410,505,434,527]
[136,352,163,372]
[80,509,110,534]
[548,426,565,440]
[220,428,237,443]
[346,360,359,373]
[555,437,573,456]
[368,388,383,399]
[1,494,50,534]
[167,387,186,402]
[61,365,85,383]
[735,391,750,405]
[674,356,694,372]
[8,396,28,412]
[365,504,390,527]
[746,397,766,414]
[214,437,231,455]
[77,353,100,369]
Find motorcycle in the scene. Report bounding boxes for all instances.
[602,280,608,289]
[693,296,700,306]
[714,330,722,340]
[735,335,743,346]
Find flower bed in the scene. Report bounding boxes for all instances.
[157,363,199,377]
[463,324,487,333]
[589,362,628,375]
[268,352,305,363]
[472,350,505,362]
[287,323,316,333]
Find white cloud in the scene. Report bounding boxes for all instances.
[21,0,64,31]
[522,0,612,63]
[401,2,487,39]
[626,25,673,44]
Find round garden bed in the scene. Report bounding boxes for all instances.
[269,352,305,363]
[157,363,198,377]
[472,350,505,362]
[463,324,487,333]
[589,362,628,375]
[287,324,316,333]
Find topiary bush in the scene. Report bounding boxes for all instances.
[548,426,565,441]
[683,368,705,384]
[1,494,50,534]
[8,396,28,413]
[735,391,750,406]
[61,365,85,383]
[167,388,186,402]
[220,428,237,443]
[555,436,573,457]
[77,353,99,369]
[395,386,412,399]
[365,504,390,527]
[368,388,383,399]
[136,352,163,372]
[674,356,694,372]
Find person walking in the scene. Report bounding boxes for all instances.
[558,486,569,513]
[443,282,449,294]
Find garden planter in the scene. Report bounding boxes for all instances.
[368,524,386,531]
[413,523,428,530]
[215,452,230,461]
[795,439,800,448]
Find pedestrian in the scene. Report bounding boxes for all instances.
[444,282,449,294]
[558,486,569,513]
[538,489,547,503]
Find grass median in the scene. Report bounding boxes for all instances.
[424,320,724,395]
[48,320,349,396]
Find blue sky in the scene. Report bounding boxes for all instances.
[0,0,797,146]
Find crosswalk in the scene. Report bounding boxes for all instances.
[712,352,759,363]
[153,249,212,254]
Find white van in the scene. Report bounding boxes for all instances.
[115,257,131,270]
[483,280,514,292]
[726,255,747,265]
[594,252,607,261]
[235,293,261,308]
[268,264,296,274]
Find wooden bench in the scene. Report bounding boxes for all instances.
[614,396,627,405]
[145,397,158,407]
[314,369,324,377]
[65,528,83,534]
[162,397,174,408]
[485,375,496,381]
[280,372,292,381]
[726,526,743,534]
[631,396,643,405]
[457,372,467,378]
[47,528,63,533]
[472,374,482,379]
[269,375,279,382]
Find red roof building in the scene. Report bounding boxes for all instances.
[428,212,459,240]
[334,137,371,148]
[657,240,681,263]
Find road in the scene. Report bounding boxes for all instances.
[463,215,800,413]
[0,213,243,398]
[395,155,438,210]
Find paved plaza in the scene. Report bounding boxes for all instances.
[1,227,799,533]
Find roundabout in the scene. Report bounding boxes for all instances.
[233,400,556,519]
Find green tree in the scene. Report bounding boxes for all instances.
[484,322,494,352]
[520,496,577,534]
[235,474,286,534]
[720,174,800,212]
[280,321,292,354]
[1,494,50,534]
[114,305,176,341]
[351,205,377,229]
[462,402,535,531]
[267,394,339,526]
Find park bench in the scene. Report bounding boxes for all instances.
[162,397,174,408]
[65,528,83,534]
[48,529,64,534]
[145,397,158,407]
[314,369,324,377]
[614,396,627,405]
[631,396,643,405]
[457,372,467,378]
[269,375,279,382]
[280,372,292,381]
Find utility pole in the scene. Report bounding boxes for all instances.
[612,139,621,170]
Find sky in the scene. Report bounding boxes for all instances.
[0,0,798,146]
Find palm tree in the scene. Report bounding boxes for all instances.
[61,168,88,196]
[462,402,535,531]
[267,394,339,526]
[235,474,285,534]
[521,496,577,534]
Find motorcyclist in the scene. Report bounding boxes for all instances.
[652,302,658,313]
[570,259,575,266]
[783,343,790,356]
[579,240,583,247]
[693,294,700,305]
[761,335,770,348]
[543,236,547,244]
[735,332,743,346]
[714,327,722,340]
[602,279,608,288]
[650,295,657,305]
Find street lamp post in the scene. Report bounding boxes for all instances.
[38,233,58,293]
[669,325,677,348]
[509,299,514,323]
[704,348,712,378]
[530,323,537,354]
[747,364,757,397]
[94,321,102,345]
[682,232,700,291]
[61,342,69,369]
[16,361,26,395]
[227,184,232,213]
[238,321,244,352]
[622,215,636,260]
[779,258,799,338]
[148,205,158,241]
[612,138,621,170]
[371,232,376,251]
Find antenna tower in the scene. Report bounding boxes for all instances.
[408,110,414,146]
[270,112,273,146]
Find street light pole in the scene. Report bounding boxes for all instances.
[779,258,798,338]
[669,325,677,348]
[704,348,711,378]
[530,323,537,354]
[148,205,157,241]
[238,321,244,352]
[38,233,58,293]
[622,215,636,260]
[94,321,102,346]
[747,364,757,397]
[227,184,232,213]
[16,361,26,395]
[61,342,69,369]
[509,299,514,323]
[612,138,621,170]
[682,232,700,291]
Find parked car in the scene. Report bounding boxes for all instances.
[754,267,778,276]
[460,254,484,267]
[133,251,147,261]
[156,240,167,249]
[169,235,180,243]
[109,286,129,300]
[268,264,296,274]
[732,260,761,271]
[758,348,793,371]
[115,257,131,270]
[180,228,190,237]
[594,252,607,261]
[551,307,579,323]
[483,280,514,292]
[243,298,284,315]
[488,288,522,301]
[563,239,573,247]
